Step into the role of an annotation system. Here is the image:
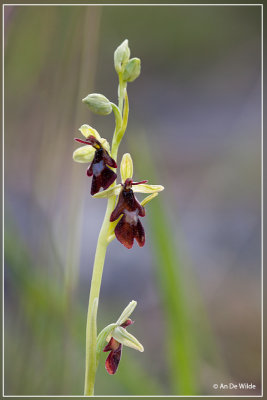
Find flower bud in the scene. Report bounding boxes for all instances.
[114,39,130,73]
[122,58,141,82]
[82,93,112,115]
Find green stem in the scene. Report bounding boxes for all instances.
[84,197,116,395]
[83,78,127,396]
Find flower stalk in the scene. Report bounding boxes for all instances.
[83,63,131,394]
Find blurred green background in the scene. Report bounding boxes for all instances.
[4,5,261,396]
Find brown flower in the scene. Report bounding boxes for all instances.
[110,178,147,249]
[75,135,117,195]
[103,319,133,375]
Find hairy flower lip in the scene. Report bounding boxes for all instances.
[110,178,146,249]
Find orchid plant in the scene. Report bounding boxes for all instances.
[73,40,164,395]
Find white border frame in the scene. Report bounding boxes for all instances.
[2,3,263,398]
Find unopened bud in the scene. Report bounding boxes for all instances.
[122,58,141,82]
[82,93,112,115]
[114,39,130,73]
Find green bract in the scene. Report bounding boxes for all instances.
[123,58,141,82]
[82,93,112,115]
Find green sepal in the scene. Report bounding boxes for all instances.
[112,326,144,352]
[120,153,133,182]
[79,124,101,140]
[133,184,164,194]
[116,300,137,325]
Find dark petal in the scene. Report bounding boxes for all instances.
[135,198,146,217]
[131,180,148,185]
[110,191,125,222]
[74,135,100,148]
[134,219,145,247]
[101,166,117,190]
[102,150,117,168]
[103,337,120,352]
[74,138,91,145]
[121,319,133,328]
[115,216,135,249]
[87,163,93,177]
[91,174,103,195]
[90,166,117,195]
[105,345,122,375]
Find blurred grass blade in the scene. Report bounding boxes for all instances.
[130,135,198,394]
